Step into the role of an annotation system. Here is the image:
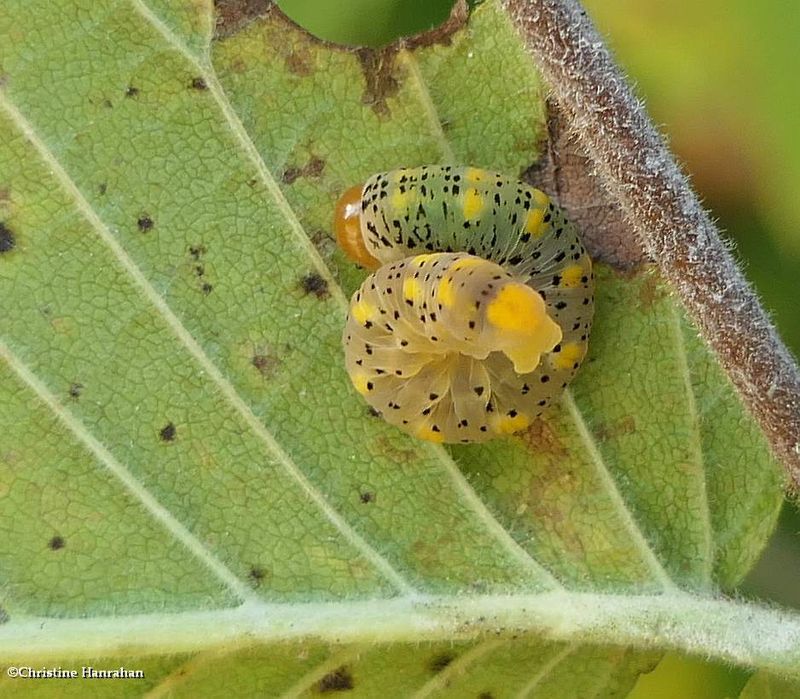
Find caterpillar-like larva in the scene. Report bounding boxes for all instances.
[334,166,594,443]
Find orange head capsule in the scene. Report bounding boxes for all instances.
[333,183,381,270]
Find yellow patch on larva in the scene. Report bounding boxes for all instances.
[464,167,486,183]
[463,188,484,219]
[552,342,585,370]
[412,254,435,267]
[533,189,550,208]
[390,187,415,212]
[416,425,445,443]
[491,412,531,434]
[437,276,455,307]
[524,208,546,237]
[560,264,585,288]
[403,277,424,304]
[486,284,543,332]
[351,299,376,325]
[352,373,371,395]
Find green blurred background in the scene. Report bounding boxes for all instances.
[277,1,800,695]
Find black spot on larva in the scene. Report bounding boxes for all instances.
[125,85,139,97]
[360,491,375,504]
[316,666,354,693]
[159,422,177,442]
[48,535,65,551]
[252,354,276,377]
[190,76,208,90]
[248,566,265,587]
[68,382,83,400]
[473,386,484,396]
[0,222,15,253]
[428,652,455,673]
[300,272,329,299]
[137,215,154,232]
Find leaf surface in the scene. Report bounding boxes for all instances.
[0,1,791,695]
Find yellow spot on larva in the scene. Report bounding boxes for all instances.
[403,277,424,304]
[465,167,486,183]
[351,299,376,325]
[533,189,550,208]
[412,254,435,267]
[416,425,445,443]
[437,276,455,307]
[492,412,531,435]
[524,208,546,237]
[352,373,371,395]
[486,284,545,332]
[463,188,484,219]
[561,264,585,288]
[390,187,415,212]
[552,342,585,370]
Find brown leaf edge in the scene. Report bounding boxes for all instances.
[503,0,800,495]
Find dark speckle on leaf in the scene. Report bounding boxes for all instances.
[316,666,354,693]
[0,607,8,624]
[201,282,213,295]
[98,182,107,195]
[252,353,276,377]
[300,272,329,299]
[125,85,139,97]
[0,222,16,253]
[190,76,208,90]
[188,244,206,260]
[49,536,65,551]
[68,382,83,400]
[359,491,375,504]
[137,215,154,232]
[248,566,265,587]
[478,693,495,699]
[159,422,177,442]
[428,652,455,674]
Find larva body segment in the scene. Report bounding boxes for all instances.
[339,166,594,443]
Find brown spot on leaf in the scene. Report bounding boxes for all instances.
[159,422,177,442]
[300,272,329,299]
[282,155,326,184]
[594,415,636,442]
[0,222,15,253]
[520,416,569,460]
[285,49,313,76]
[137,215,154,232]
[251,353,277,377]
[637,271,667,310]
[404,0,469,49]
[68,382,83,400]
[356,46,400,118]
[316,666,354,693]
[521,101,649,270]
[48,535,65,550]
[428,652,455,673]
[214,0,273,38]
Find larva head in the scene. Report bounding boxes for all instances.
[429,255,562,374]
[333,183,380,270]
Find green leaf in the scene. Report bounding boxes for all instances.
[0,0,792,695]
